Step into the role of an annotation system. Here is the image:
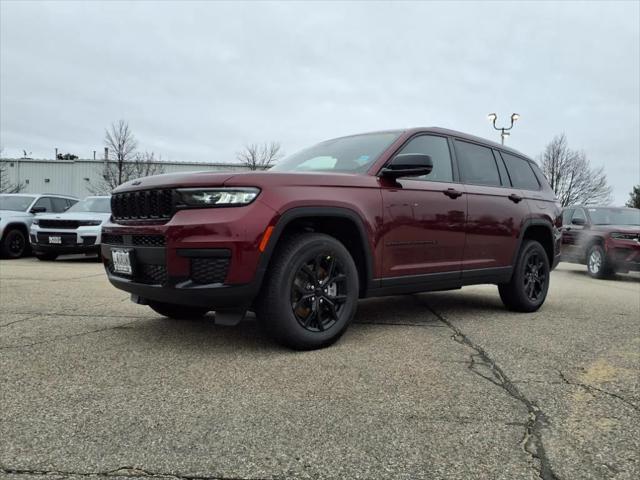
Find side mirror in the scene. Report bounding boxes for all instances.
[571,217,586,226]
[381,153,433,179]
[30,207,46,214]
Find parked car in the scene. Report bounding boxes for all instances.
[560,206,640,278]
[101,127,561,349]
[0,193,78,258]
[30,196,112,261]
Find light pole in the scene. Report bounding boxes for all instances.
[487,113,520,145]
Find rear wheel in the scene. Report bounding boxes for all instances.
[1,229,27,259]
[149,302,209,319]
[35,252,58,261]
[499,240,550,312]
[586,244,613,278]
[257,233,359,350]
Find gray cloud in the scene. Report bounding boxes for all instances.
[1,0,638,204]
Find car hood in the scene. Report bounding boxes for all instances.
[591,225,640,234]
[0,210,32,219]
[37,212,112,222]
[113,170,375,192]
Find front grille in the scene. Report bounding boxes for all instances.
[36,232,77,245]
[190,257,229,284]
[102,233,124,245]
[82,236,97,246]
[101,234,165,247]
[111,189,175,222]
[39,220,79,229]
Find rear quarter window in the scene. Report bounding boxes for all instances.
[501,153,540,190]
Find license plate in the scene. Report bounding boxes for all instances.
[111,248,133,275]
[49,236,62,244]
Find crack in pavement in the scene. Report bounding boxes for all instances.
[422,303,560,480]
[0,314,41,329]
[556,369,640,413]
[0,465,272,480]
[0,319,142,351]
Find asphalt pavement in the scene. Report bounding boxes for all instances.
[1,257,638,480]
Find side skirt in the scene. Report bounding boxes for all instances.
[365,267,513,298]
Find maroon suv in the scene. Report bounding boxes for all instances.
[560,206,640,278]
[101,128,561,349]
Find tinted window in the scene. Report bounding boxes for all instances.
[571,208,587,223]
[501,153,540,190]
[562,209,574,225]
[51,197,70,212]
[32,197,53,212]
[398,135,453,182]
[455,140,501,187]
[495,153,511,186]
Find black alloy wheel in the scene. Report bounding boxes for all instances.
[291,253,348,333]
[522,250,547,302]
[1,229,27,259]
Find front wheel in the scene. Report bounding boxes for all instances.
[149,302,209,319]
[257,233,359,350]
[1,229,27,259]
[499,240,550,312]
[586,244,613,279]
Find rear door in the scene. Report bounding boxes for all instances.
[380,134,467,277]
[454,140,530,273]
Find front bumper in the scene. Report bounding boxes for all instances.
[30,225,101,254]
[606,238,640,271]
[101,200,277,310]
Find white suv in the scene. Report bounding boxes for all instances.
[0,193,78,258]
[30,196,111,261]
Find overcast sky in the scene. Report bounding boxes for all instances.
[1,0,638,204]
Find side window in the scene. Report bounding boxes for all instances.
[32,197,53,212]
[67,199,78,209]
[398,135,453,182]
[571,208,587,224]
[51,197,70,212]
[562,209,574,225]
[501,153,540,190]
[494,152,511,186]
[454,140,501,187]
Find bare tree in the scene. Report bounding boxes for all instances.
[105,119,138,185]
[0,149,25,193]
[89,151,165,195]
[626,185,640,209]
[237,142,282,170]
[538,134,612,207]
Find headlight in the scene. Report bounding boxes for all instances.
[78,220,102,226]
[32,219,39,225]
[177,188,260,207]
[610,232,637,241]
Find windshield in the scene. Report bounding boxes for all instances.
[270,132,401,173]
[588,208,640,226]
[67,197,111,213]
[0,195,36,212]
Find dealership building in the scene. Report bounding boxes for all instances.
[0,157,248,199]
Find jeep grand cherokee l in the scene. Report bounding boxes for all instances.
[560,206,640,278]
[101,127,561,350]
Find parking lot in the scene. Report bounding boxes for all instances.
[1,258,638,480]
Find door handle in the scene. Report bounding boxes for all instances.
[444,188,463,199]
[508,193,523,203]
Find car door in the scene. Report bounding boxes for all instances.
[559,208,575,258]
[31,196,53,214]
[454,139,530,273]
[563,208,588,259]
[51,197,72,213]
[380,134,467,278]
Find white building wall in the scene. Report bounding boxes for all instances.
[1,158,249,199]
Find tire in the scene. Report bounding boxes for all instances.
[586,244,613,279]
[1,228,27,259]
[149,302,209,319]
[256,233,359,350]
[35,253,58,261]
[499,240,550,312]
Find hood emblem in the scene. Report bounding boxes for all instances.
[132,180,142,185]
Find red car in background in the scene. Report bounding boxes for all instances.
[101,127,562,349]
[560,206,640,278]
